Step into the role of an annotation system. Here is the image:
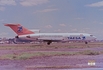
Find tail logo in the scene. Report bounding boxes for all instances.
[17,26,23,32]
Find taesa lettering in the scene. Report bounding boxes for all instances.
[68,37,81,39]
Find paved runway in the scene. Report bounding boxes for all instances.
[61,68,103,70]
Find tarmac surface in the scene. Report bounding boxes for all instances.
[0,42,103,70]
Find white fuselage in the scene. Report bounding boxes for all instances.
[18,33,96,42]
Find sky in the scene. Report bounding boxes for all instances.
[0,0,103,39]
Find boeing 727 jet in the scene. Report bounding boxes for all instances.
[4,24,96,45]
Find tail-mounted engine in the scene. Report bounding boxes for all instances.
[15,36,19,38]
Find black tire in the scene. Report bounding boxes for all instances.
[85,42,88,44]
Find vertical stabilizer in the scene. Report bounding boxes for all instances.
[4,24,34,35]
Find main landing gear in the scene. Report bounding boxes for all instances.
[47,41,52,45]
[85,41,88,44]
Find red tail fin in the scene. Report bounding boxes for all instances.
[4,24,34,35]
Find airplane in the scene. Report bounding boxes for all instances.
[4,23,96,45]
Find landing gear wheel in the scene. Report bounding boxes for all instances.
[47,42,51,45]
[85,42,88,44]
[47,41,52,45]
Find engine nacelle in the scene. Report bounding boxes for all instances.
[15,36,19,38]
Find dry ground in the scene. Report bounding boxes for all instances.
[0,42,103,70]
